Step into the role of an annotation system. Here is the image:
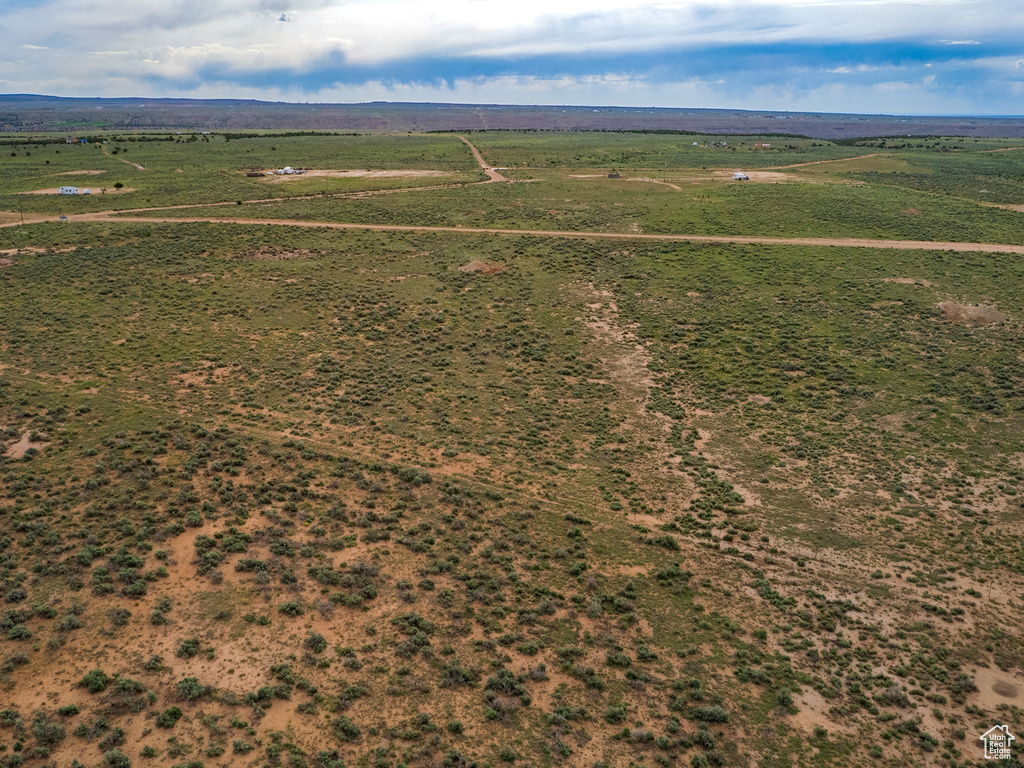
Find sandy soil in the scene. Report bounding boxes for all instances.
[263,169,451,182]
[459,259,505,275]
[884,277,933,286]
[938,301,1008,324]
[0,258,11,268]
[20,187,137,195]
[52,169,107,176]
[714,170,803,183]
[4,431,46,459]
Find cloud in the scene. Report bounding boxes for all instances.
[1,0,1023,114]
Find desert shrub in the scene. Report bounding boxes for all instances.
[58,613,83,632]
[176,638,200,658]
[605,703,628,724]
[156,707,182,728]
[303,631,328,654]
[32,712,66,745]
[79,669,110,694]
[176,678,211,701]
[332,715,360,741]
[691,705,729,723]
[103,749,131,768]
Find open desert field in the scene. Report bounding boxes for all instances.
[0,127,1023,768]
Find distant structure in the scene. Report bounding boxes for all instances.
[754,143,772,149]
[82,188,92,195]
[607,172,621,179]
[60,186,79,195]
[733,172,749,181]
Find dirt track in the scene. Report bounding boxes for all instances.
[771,153,880,170]
[102,146,145,171]
[43,212,1024,254]
[458,135,507,182]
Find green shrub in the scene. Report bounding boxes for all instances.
[176,678,211,701]
[605,703,627,724]
[79,669,110,694]
[155,707,182,728]
[104,749,131,768]
[176,638,200,658]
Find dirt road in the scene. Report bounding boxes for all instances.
[458,136,507,182]
[102,146,145,171]
[45,212,1024,254]
[771,153,880,170]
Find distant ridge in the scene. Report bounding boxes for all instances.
[2,94,1022,139]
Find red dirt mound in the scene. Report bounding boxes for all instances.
[459,260,505,275]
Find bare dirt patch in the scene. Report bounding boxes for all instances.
[713,170,800,184]
[5,431,46,459]
[263,169,451,182]
[0,258,11,268]
[972,666,1024,710]
[245,248,316,261]
[53,169,107,176]
[938,301,1008,324]
[460,260,505,275]
[20,187,137,195]
[884,277,933,286]
[748,394,772,404]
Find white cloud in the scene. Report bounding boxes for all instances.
[1,0,1022,113]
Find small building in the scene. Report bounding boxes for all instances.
[608,172,621,179]
[733,173,749,181]
[754,143,772,150]
[60,186,79,195]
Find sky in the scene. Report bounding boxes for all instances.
[3,0,1024,115]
